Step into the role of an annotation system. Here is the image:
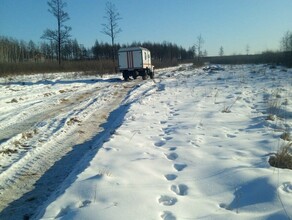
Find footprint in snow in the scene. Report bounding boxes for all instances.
[155,140,166,147]
[279,182,292,193]
[171,184,188,196]
[158,195,177,206]
[79,200,92,208]
[165,152,178,161]
[55,206,71,218]
[173,163,187,172]
[164,174,177,181]
[168,147,177,151]
[102,147,119,152]
[160,211,176,220]
[188,140,200,147]
[163,136,173,141]
[163,128,174,135]
[169,110,179,116]
[219,203,232,211]
[226,134,237,138]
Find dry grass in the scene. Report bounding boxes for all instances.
[67,117,82,126]
[267,99,282,116]
[0,60,117,76]
[269,142,292,169]
[280,132,291,141]
[222,106,232,113]
[266,114,277,121]
[221,97,240,113]
[0,148,18,155]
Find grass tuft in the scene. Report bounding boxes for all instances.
[266,114,276,121]
[269,142,292,169]
[280,132,291,141]
[0,148,18,155]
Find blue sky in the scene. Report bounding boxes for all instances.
[1,0,292,56]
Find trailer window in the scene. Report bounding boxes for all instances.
[144,52,147,60]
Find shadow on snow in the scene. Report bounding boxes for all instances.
[0,91,132,220]
[0,77,123,87]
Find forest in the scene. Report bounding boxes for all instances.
[0,36,198,75]
[205,30,292,67]
[1,32,291,76]
[0,36,196,63]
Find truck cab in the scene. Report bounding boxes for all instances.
[118,47,154,81]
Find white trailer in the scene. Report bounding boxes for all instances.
[118,47,154,80]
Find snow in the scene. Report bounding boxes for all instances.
[0,65,291,220]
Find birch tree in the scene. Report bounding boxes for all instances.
[196,34,204,61]
[281,31,292,52]
[101,1,122,62]
[219,46,224,56]
[42,0,71,65]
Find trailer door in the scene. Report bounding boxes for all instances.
[142,50,151,68]
[133,50,142,69]
[118,51,128,70]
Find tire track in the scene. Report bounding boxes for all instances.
[0,79,141,219]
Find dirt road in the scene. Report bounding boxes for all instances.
[0,75,142,219]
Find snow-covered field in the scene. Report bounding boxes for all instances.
[0,65,291,220]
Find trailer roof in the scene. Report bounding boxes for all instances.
[118,47,150,52]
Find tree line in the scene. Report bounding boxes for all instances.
[0,36,196,64]
[92,41,195,61]
[0,36,88,63]
[208,31,292,67]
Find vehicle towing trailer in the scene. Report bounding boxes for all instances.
[118,47,154,81]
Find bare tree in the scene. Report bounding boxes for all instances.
[246,44,250,55]
[203,50,208,57]
[197,34,204,61]
[219,46,224,56]
[42,0,71,65]
[281,31,292,52]
[101,1,122,62]
[190,44,197,59]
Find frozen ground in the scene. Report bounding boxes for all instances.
[0,65,291,220]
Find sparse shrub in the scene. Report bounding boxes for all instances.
[66,117,82,126]
[192,60,204,67]
[269,142,292,169]
[282,99,289,105]
[60,98,69,103]
[0,148,18,155]
[267,99,281,116]
[266,114,276,121]
[10,98,18,103]
[12,140,22,147]
[221,97,240,113]
[0,60,117,76]
[280,132,291,141]
[222,106,232,113]
[22,131,34,140]
[98,168,112,177]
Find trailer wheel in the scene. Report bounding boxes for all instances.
[142,72,147,80]
[149,71,154,79]
[123,71,129,81]
[133,71,138,79]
